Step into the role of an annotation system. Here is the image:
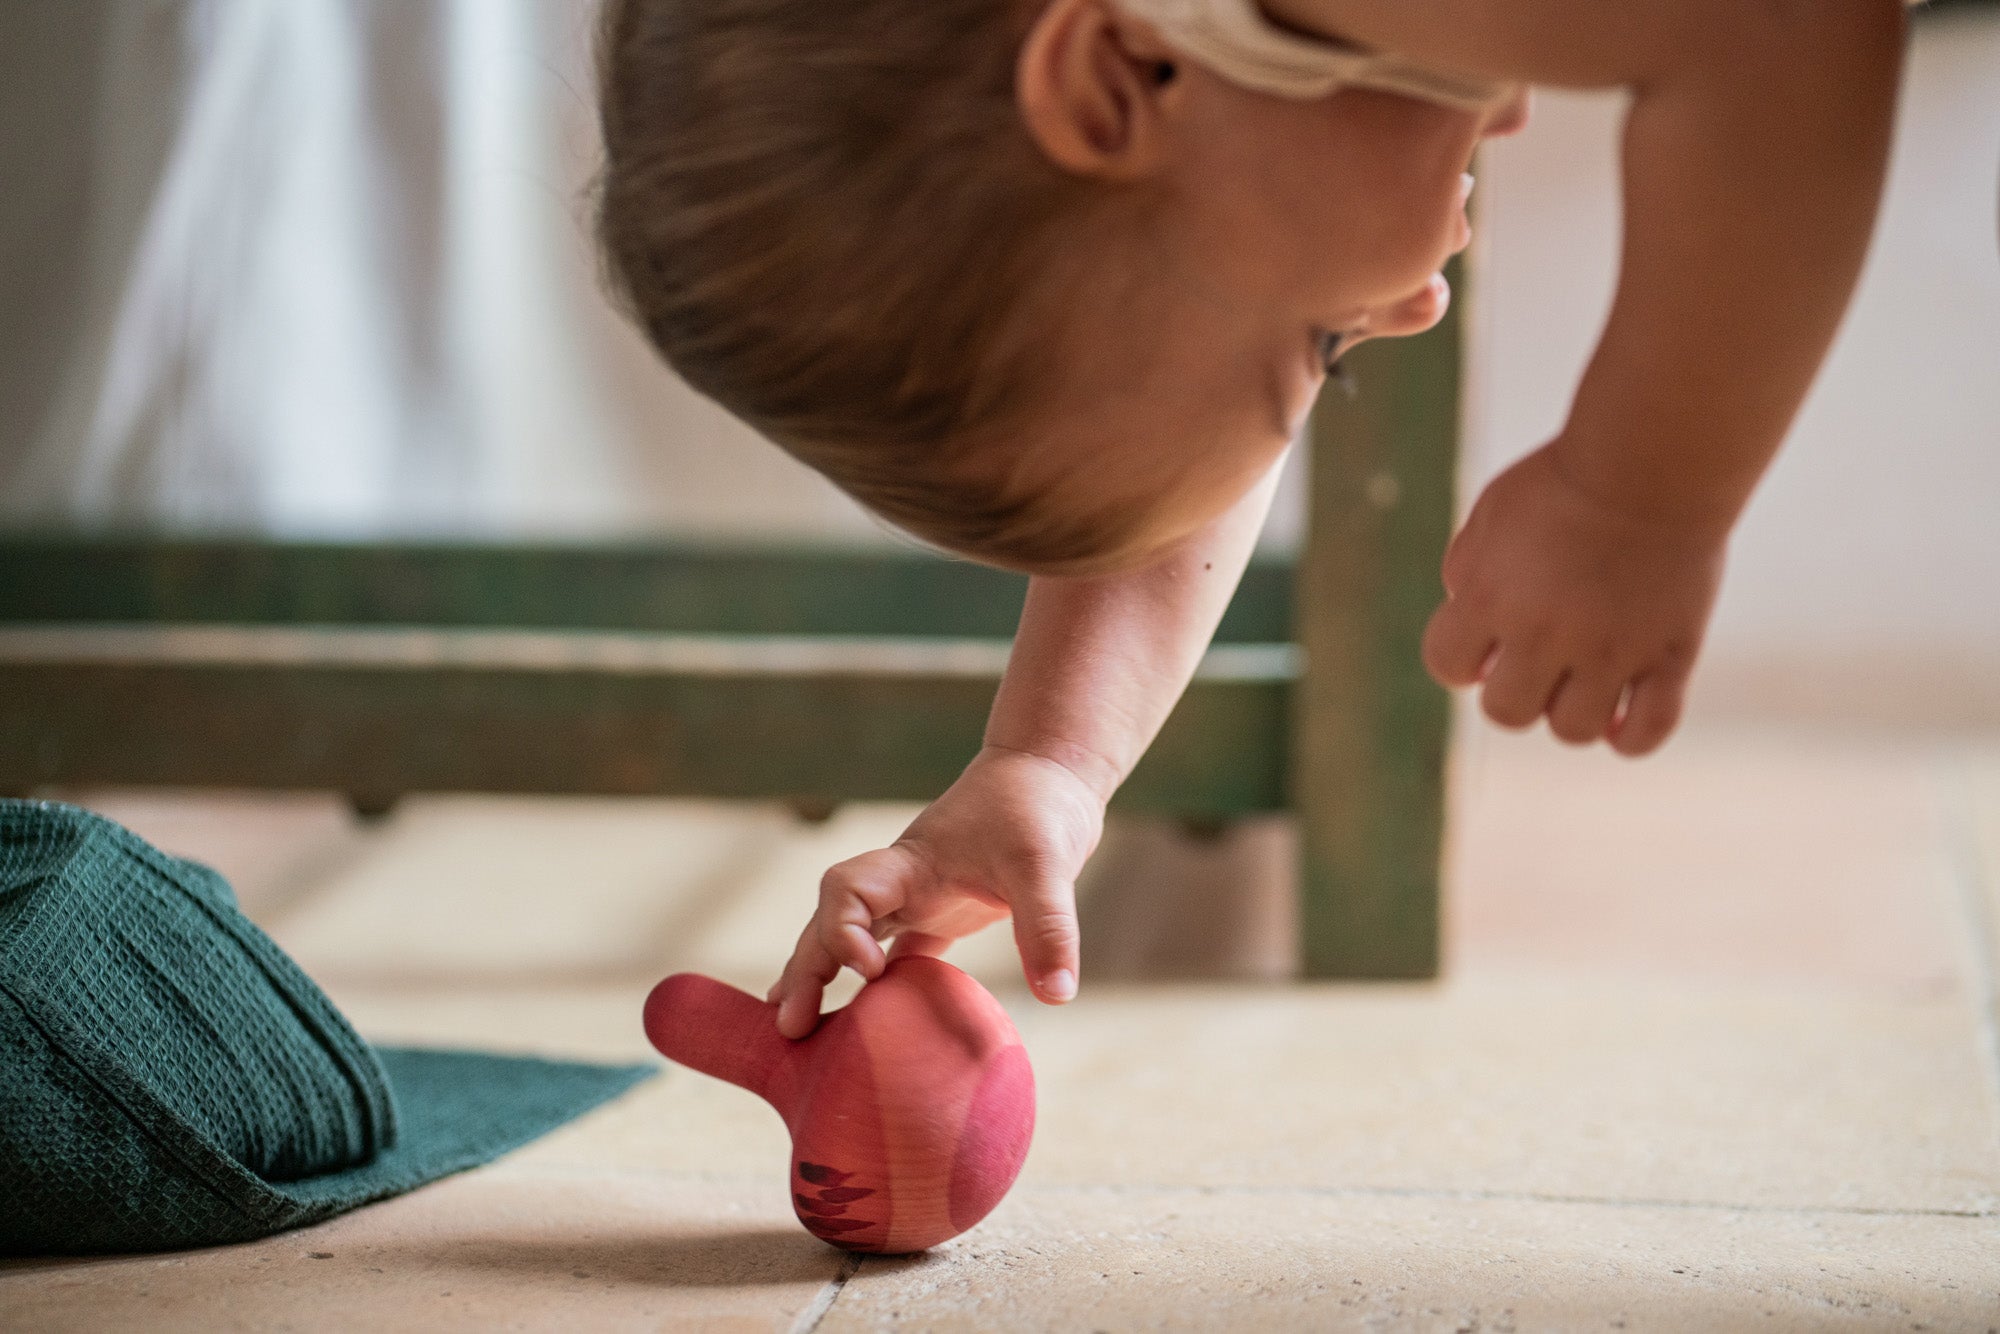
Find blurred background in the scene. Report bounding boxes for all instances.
[3,2,1996,734]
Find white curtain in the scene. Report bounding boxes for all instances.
[0,0,890,542]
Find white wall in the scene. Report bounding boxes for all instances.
[0,2,892,544]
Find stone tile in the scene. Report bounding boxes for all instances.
[22,732,1996,1330]
[49,788,363,924]
[272,793,1017,1011]
[0,1173,840,1333]
[1446,719,1964,994]
[1010,980,2000,1214]
[266,795,794,989]
[819,1188,2000,1333]
[497,1066,791,1184]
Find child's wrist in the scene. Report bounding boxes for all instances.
[1540,434,1745,541]
[973,740,1120,810]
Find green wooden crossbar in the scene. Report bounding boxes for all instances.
[0,625,1288,814]
[0,538,1290,642]
[0,544,1293,816]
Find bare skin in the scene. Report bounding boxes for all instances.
[770,0,1906,1032]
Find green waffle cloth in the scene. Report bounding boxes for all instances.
[0,800,656,1256]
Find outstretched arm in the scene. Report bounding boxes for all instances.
[984,455,1285,804]
[767,458,1284,1034]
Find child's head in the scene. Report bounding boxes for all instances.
[596,0,1527,575]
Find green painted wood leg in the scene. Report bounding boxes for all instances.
[1291,263,1462,979]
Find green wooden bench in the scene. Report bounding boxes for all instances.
[0,299,1458,979]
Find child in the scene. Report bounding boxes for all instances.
[595,0,1907,1033]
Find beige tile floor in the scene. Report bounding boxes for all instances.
[4,717,2000,1331]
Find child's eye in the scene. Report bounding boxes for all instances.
[1317,329,1359,398]
[1316,329,1343,372]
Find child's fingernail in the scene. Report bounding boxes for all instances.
[1041,969,1076,1002]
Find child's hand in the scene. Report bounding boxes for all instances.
[1421,442,1727,755]
[767,745,1105,1037]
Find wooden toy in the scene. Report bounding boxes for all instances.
[643,956,1035,1253]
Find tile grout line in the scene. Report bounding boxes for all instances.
[787,1252,862,1334]
[1938,756,2000,1142]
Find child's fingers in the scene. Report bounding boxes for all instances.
[1009,875,1081,1005]
[1438,528,1472,599]
[771,847,923,1037]
[773,926,842,1038]
[1421,600,1496,688]
[1609,668,1689,757]
[1479,641,1564,730]
[1546,666,1628,746]
[814,847,919,977]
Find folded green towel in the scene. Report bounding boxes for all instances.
[0,801,655,1256]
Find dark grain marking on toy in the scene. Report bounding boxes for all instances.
[795,1193,851,1217]
[797,1161,852,1186]
[803,1215,876,1235]
[815,1185,875,1203]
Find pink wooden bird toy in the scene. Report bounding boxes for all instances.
[643,956,1035,1253]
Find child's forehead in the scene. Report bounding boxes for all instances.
[1114,0,1512,110]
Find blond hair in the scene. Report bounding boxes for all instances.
[596,0,1146,573]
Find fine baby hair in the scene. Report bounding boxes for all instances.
[595,0,1129,573]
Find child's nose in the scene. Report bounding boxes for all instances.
[1480,88,1532,140]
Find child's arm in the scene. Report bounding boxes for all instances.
[1285,0,1906,750]
[766,459,1285,1035]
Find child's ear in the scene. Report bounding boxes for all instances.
[1017,0,1178,180]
